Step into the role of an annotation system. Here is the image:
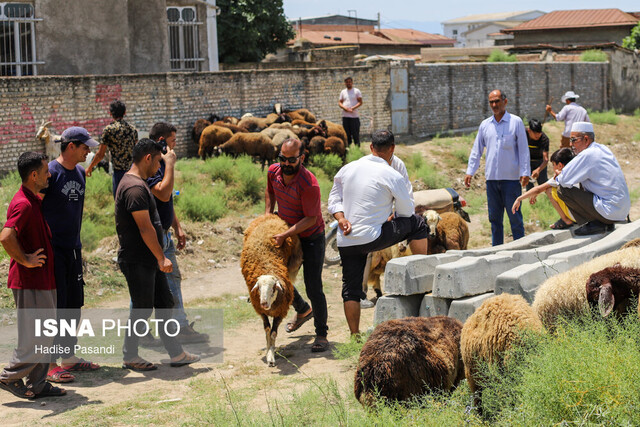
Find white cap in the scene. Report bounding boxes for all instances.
[561,91,580,102]
[571,121,593,133]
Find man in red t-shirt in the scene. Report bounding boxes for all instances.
[265,138,329,352]
[0,152,66,399]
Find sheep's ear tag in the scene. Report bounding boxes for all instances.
[598,283,615,317]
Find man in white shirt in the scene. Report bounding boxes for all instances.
[555,122,630,236]
[338,77,363,146]
[545,91,590,148]
[328,130,428,336]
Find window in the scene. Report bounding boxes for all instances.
[452,29,457,35]
[167,6,204,71]
[0,2,42,76]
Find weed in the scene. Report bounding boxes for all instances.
[588,109,620,125]
[488,49,517,62]
[310,153,343,178]
[345,143,366,163]
[580,49,608,62]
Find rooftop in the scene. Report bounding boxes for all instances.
[504,8,639,32]
[443,10,544,24]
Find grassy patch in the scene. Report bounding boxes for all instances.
[332,333,368,364]
[488,49,517,62]
[580,49,608,62]
[588,109,620,125]
[345,143,366,163]
[309,153,343,178]
[406,155,452,189]
[189,293,256,329]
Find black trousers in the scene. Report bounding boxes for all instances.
[342,117,361,146]
[291,233,328,337]
[338,214,428,302]
[52,246,84,360]
[119,262,182,360]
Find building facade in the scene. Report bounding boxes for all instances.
[442,10,544,47]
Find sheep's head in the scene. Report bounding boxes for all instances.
[310,125,327,138]
[36,120,52,142]
[423,210,441,238]
[251,275,284,310]
[586,264,637,317]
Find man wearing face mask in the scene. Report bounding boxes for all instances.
[265,138,329,353]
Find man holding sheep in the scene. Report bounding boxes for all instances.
[328,130,429,337]
[554,121,630,235]
[265,138,329,353]
[465,89,530,246]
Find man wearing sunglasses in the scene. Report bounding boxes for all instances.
[554,122,629,236]
[265,139,329,353]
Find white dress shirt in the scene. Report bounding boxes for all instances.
[364,154,413,201]
[555,142,630,221]
[556,103,590,137]
[328,155,414,247]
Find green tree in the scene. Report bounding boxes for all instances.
[217,0,294,63]
[623,21,640,49]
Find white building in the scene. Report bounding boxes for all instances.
[442,10,545,47]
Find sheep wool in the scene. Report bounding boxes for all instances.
[460,293,543,406]
[367,243,412,295]
[532,246,640,329]
[198,124,233,159]
[436,211,469,251]
[354,316,464,406]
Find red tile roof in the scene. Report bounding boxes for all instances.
[505,8,638,32]
[375,29,455,45]
[291,30,400,45]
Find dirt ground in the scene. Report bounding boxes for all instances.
[3,123,640,423]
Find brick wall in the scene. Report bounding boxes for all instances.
[408,62,609,136]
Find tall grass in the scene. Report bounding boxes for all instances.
[487,49,517,62]
[345,143,366,163]
[580,49,608,62]
[309,153,343,178]
[588,109,620,125]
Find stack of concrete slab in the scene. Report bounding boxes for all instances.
[374,221,640,325]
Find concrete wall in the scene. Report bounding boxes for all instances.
[0,63,391,172]
[408,62,609,136]
[609,48,640,113]
[511,27,635,47]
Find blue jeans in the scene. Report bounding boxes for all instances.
[163,231,188,327]
[486,180,524,246]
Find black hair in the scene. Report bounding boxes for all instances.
[567,98,576,103]
[550,147,574,166]
[132,138,164,163]
[371,130,394,149]
[281,138,304,156]
[109,100,126,119]
[18,151,47,182]
[149,122,177,142]
[528,118,542,133]
[344,76,353,81]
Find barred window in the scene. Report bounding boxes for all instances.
[0,2,42,76]
[167,6,204,71]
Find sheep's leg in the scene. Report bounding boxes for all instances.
[266,317,283,367]
[261,314,274,365]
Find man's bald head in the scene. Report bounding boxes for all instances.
[281,138,304,157]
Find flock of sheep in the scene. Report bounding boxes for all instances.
[192,105,349,168]
[240,213,640,413]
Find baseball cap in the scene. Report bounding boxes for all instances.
[58,126,99,147]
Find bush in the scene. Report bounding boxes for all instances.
[345,143,366,163]
[623,21,640,49]
[230,156,265,204]
[413,162,451,189]
[580,49,608,62]
[310,153,343,178]
[175,182,228,222]
[487,49,517,62]
[588,109,620,125]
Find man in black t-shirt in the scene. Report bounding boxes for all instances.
[115,139,199,371]
[526,118,550,191]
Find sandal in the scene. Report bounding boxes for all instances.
[550,218,574,230]
[46,366,75,383]
[122,358,158,372]
[170,352,200,367]
[62,358,100,371]
[34,382,66,398]
[311,336,329,353]
[285,310,314,333]
[0,379,35,399]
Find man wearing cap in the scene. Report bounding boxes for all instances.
[546,91,590,148]
[465,89,530,246]
[526,118,549,191]
[42,127,100,383]
[553,122,630,236]
[339,77,363,146]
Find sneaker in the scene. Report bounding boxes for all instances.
[177,322,209,344]
[360,298,375,309]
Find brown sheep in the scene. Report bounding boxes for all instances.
[213,121,248,134]
[422,210,469,254]
[367,242,412,297]
[268,122,293,130]
[192,119,211,146]
[219,116,240,125]
[198,125,233,159]
[292,124,327,141]
[291,119,316,128]
[586,264,640,318]
[324,136,346,158]
[241,214,303,366]
[217,132,276,170]
[320,120,347,145]
[461,294,544,410]
[238,116,269,132]
[354,316,464,406]
[286,108,316,123]
[308,136,326,155]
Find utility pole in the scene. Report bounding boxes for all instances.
[348,9,360,53]
[377,12,380,32]
[204,0,220,71]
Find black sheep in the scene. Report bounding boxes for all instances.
[586,264,640,317]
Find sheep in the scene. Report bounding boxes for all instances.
[307,136,326,156]
[241,214,303,366]
[423,210,469,253]
[291,123,327,141]
[586,264,640,318]
[217,132,276,170]
[354,316,464,406]
[460,293,544,410]
[238,116,269,132]
[286,108,316,124]
[323,136,346,158]
[291,119,316,128]
[212,121,248,134]
[192,118,211,146]
[35,120,61,160]
[265,112,289,125]
[198,125,233,159]
[532,246,640,330]
[267,122,293,130]
[366,242,412,298]
[320,120,347,145]
[260,128,298,152]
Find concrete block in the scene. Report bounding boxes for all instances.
[384,253,461,296]
[448,229,572,257]
[373,294,423,325]
[419,293,451,317]
[448,292,494,323]
[432,253,513,298]
[494,259,571,303]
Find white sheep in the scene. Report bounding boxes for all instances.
[35,120,61,160]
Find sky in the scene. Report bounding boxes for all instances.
[282,1,640,35]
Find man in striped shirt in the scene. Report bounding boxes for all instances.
[265,138,329,353]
